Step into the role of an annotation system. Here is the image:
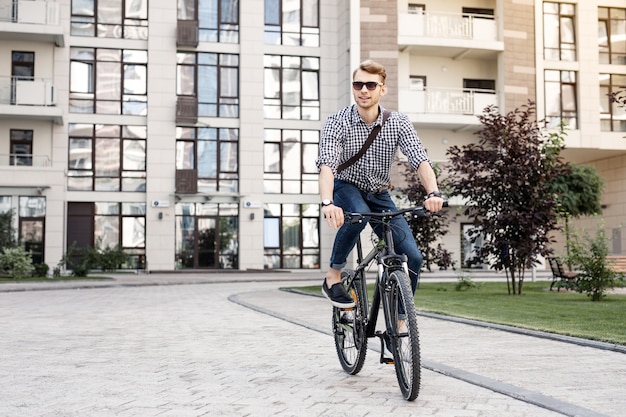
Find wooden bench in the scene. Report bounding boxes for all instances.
[547,257,579,291]
[606,256,626,273]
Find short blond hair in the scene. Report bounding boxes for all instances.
[353,60,387,84]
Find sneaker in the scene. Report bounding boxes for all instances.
[322,279,356,309]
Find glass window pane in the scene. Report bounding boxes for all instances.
[123,140,146,170]
[71,62,94,93]
[98,0,121,24]
[97,62,121,99]
[264,143,280,172]
[122,217,145,248]
[19,197,46,217]
[176,141,195,169]
[124,65,147,94]
[69,139,92,169]
[95,138,120,175]
[197,140,217,177]
[95,215,119,248]
[220,142,238,172]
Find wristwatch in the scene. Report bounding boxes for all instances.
[321,199,333,207]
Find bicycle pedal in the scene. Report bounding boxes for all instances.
[381,357,394,365]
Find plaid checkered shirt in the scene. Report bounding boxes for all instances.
[316,104,431,192]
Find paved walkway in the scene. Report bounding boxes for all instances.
[0,271,624,417]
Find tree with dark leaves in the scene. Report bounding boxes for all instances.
[445,101,567,295]
[396,162,452,272]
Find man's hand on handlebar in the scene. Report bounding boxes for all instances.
[322,204,344,230]
[424,195,444,213]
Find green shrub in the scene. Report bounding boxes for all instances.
[0,247,35,279]
[92,245,129,271]
[32,262,49,278]
[566,223,624,301]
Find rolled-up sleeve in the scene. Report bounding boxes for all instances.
[315,114,344,173]
[397,113,430,170]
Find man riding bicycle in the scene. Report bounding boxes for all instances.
[315,60,444,309]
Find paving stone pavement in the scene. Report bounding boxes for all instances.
[0,272,624,417]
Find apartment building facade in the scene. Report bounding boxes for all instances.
[0,0,624,273]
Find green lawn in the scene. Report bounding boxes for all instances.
[293,281,626,346]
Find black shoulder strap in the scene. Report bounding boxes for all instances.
[337,110,391,174]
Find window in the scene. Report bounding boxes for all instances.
[545,70,577,129]
[19,197,45,265]
[11,51,34,104]
[10,129,33,166]
[67,202,146,269]
[265,0,319,46]
[543,2,576,61]
[177,52,239,118]
[598,7,626,65]
[11,51,34,80]
[264,129,319,194]
[408,4,425,14]
[178,0,239,43]
[264,203,319,269]
[70,47,148,115]
[463,79,495,92]
[71,0,148,39]
[462,7,494,19]
[176,127,239,193]
[264,55,320,120]
[68,124,147,192]
[600,74,626,132]
[409,75,426,91]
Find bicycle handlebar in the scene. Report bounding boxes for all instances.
[345,201,448,224]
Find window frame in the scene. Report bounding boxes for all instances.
[68,124,147,192]
[69,47,148,115]
[263,54,320,120]
[263,203,320,269]
[175,126,240,193]
[263,128,319,194]
[70,0,149,40]
[543,2,577,61]
[264,0,320,46]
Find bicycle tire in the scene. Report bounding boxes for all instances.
[332,270,368,375]
[385,270,421,401]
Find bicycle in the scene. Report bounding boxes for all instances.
[331,202,447,401]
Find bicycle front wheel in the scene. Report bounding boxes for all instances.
[385,270,421,401]
[332,270,368,375]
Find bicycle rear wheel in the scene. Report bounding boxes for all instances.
[332,270,368,375]
[385,270,421,401]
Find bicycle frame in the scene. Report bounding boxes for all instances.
[345,213,410,347]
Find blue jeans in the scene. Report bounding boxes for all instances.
[329,180,423,293]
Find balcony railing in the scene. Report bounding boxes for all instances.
[399,10,501,47]
[0,1,63,45]
[0,76,56,106]
[401,87,497,115]
[399,87,498,130]
[0,0,60,25]
[0,154,51,167]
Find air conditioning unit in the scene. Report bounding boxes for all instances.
[177,20,199,47]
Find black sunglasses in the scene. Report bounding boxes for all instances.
[352,81,383,91]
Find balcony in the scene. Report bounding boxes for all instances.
[398,11,503,59]
[0,154,51,167]
[399,87,498,131]
[0,0,64,46]
[0,76,63,125]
